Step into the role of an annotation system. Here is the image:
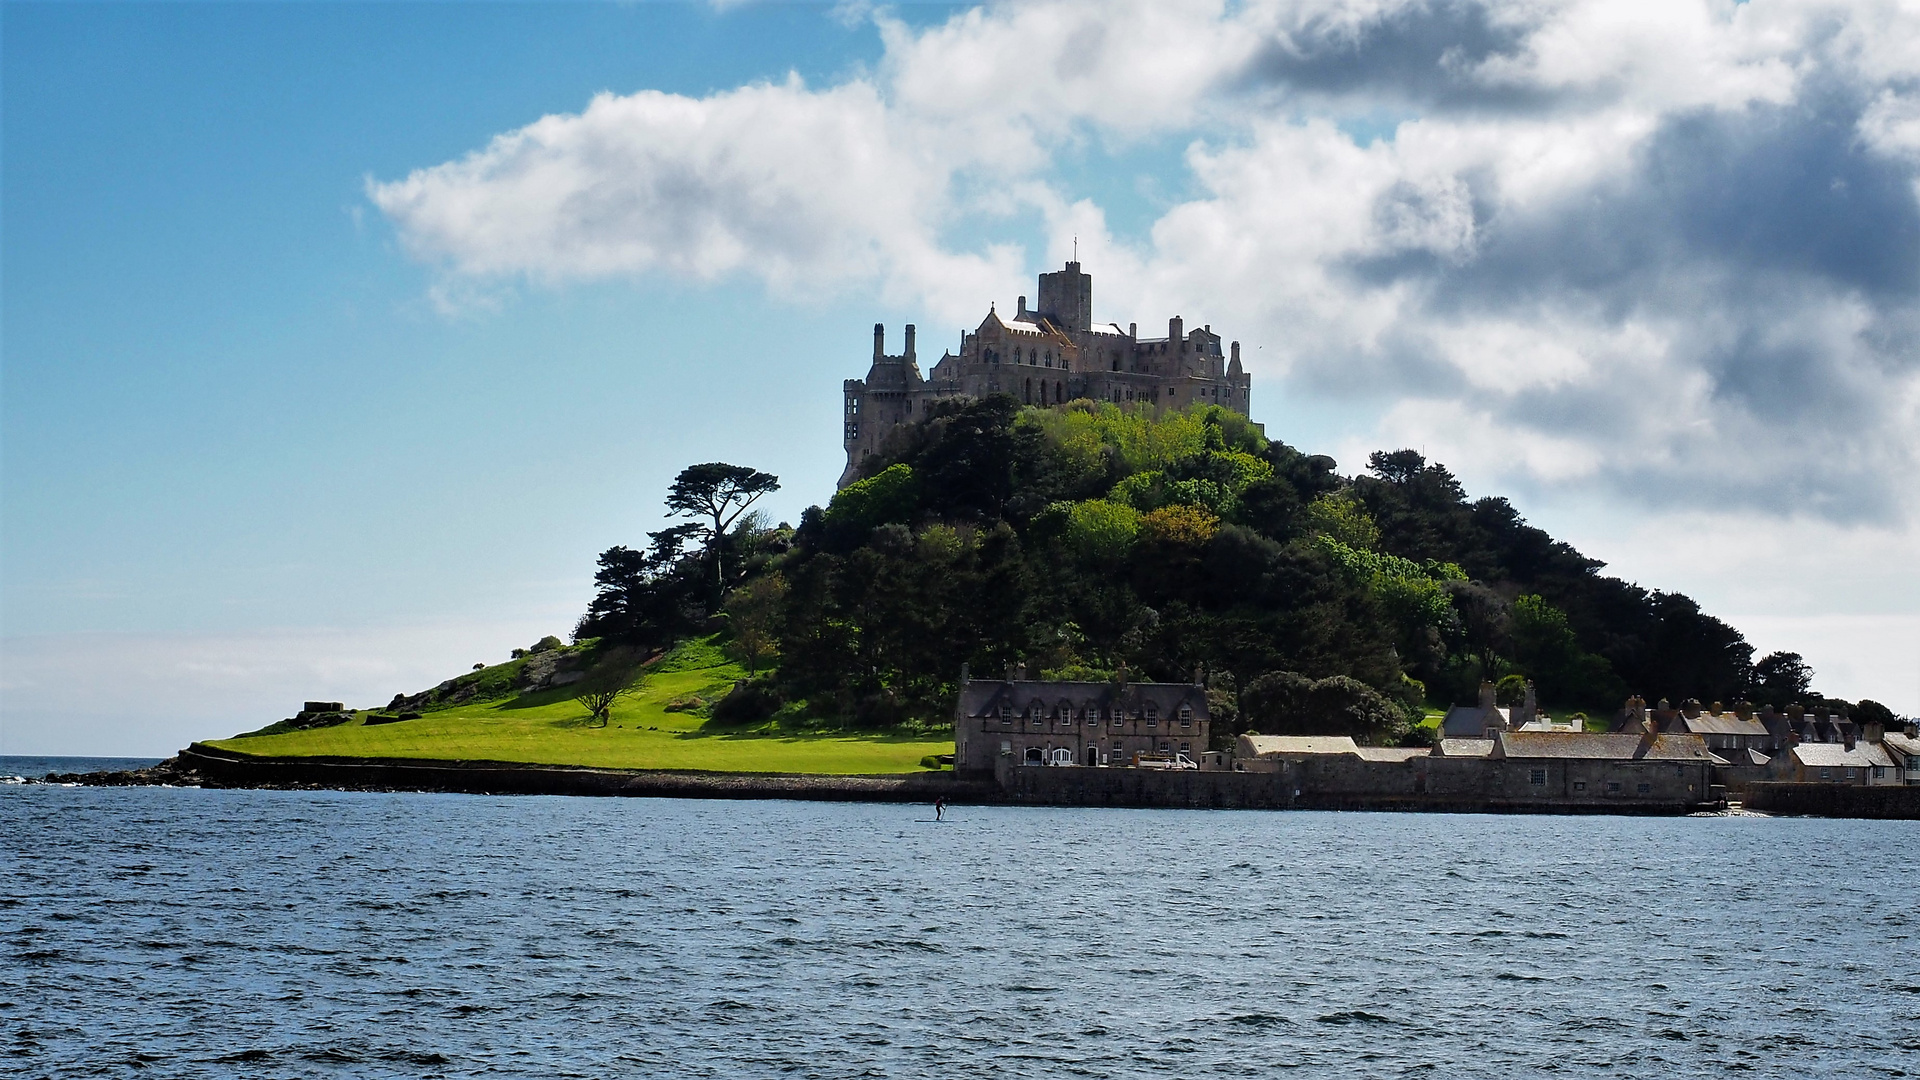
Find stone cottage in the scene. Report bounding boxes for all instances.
[953,665,1210,772]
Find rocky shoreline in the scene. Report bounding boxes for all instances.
[28,743,996,803]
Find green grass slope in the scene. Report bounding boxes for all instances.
[207,638,953,775]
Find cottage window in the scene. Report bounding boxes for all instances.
[1000,740,1011,755]
[1820,768,1831,780]
[1846,768,1857,779]
[1179,742,1190,753]
[1573,781,1587,792]
[1637,783,1651,794]
[1606,781,1622,793]
[1179,705,1193,726]
[1529,769,1546,786]
[1872,766,1885,778]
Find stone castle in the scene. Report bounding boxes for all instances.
[840,261,1252,486]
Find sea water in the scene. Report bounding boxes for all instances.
[2,772,1914,1078]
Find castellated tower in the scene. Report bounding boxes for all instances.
[839,261,1254,488]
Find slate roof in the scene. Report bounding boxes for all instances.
[1882,732,1920,760]
[1441,704,1508,738]
[1238,735,1360,756]
[1790,742,1895,769]
[958,678,1207,720]
[1354,747,1431,763]
[1678,714,1771,738]
[1494,732,1715,762]
[1436,738,1495,758]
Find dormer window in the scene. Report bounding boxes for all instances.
[1179,705,1193,727]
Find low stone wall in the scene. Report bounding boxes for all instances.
[177,744,995,803]
[1743,782,1920,819]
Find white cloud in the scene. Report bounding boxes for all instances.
[370,0,1920,533]
[368,76,1022,323]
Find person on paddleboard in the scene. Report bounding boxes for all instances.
[934,797,946,822]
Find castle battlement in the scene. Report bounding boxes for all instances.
[839,261,1252,487]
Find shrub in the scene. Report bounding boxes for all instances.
[712,678,784,725]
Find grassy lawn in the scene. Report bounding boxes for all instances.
[206,649,952,775]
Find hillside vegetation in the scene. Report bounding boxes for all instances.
[228,394,1877,767]
[212,636,949,774]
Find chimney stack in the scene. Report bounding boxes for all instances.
[904,324,916,360]
[873,323,885,360]
[960,662,970,684]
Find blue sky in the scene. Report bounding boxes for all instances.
[5,0,1918,754]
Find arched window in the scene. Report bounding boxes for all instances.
[1024,378,1032,403]
[1056,381,1063,402]
[1044,352,1052,367]
[1040,381,1048,405]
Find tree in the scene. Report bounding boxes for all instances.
[572,646,643,728]
[723,573,788,676]
[1751,651,1814,706]
[576,524,704,647]
[1241,670,1407,744]
[665,462,781,604]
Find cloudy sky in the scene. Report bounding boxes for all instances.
[5,0,1917,755]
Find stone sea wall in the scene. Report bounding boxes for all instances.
[1743,782,1920,819]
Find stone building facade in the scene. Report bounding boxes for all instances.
[953,667,1211,772]
[841,261,1252,486]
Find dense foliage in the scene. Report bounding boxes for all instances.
[580,397,1860,740]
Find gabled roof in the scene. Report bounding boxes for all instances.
[1881,732,1920,759]
[1354,746,1430,763]
[1790,742,1895,768]
[1493,731,1715,762]
[1441,704,1507,738]
[958,678,1206,720]
[1436,738,1495,758]
[1680,714,1771,737]
[1238,735,1360,756]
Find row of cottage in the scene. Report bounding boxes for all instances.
[953,670,1920,809]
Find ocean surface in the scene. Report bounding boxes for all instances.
[3,759,1915,1079]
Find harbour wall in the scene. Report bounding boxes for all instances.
[1743,782,1920,819]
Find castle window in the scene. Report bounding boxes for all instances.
[844,422,858,441]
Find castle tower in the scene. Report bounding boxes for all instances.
[1037,261,1092,333]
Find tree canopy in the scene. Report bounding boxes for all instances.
[576,397,1855,739]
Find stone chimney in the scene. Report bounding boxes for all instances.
[1018,295,1028,318]
[873,322,885,360]
[1128,322,1137,340]
[1016,662,1028,681]
[960,662,970,684]
[1521,681,1538,724]
[1193,663,1205,687]
[1844,725,1857,751]
[1117,663,1129,690]
[1005,662,1016,683]
[904,324,916,361]
[1862,720,1884,745]
[1478,680,1496,710]
[1169,315,1184,344]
